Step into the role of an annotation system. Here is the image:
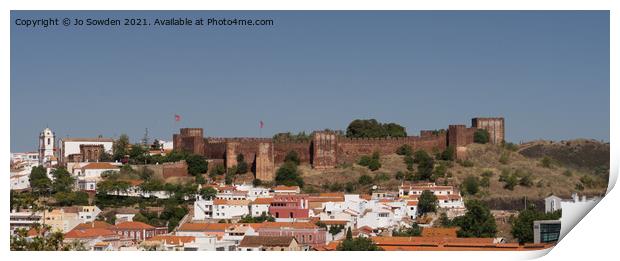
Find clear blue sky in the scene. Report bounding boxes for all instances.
[10,11,609,152]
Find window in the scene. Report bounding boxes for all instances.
[47,138,50,145]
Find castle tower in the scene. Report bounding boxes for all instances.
[255,142,275,181]
[312,131,337,169]
[472,117,505,144]
[225,142,239,170]
[39,127,55,165]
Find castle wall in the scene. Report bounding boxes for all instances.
[335,134,447,164]
[273,141,312,164]
[172,117,502,170]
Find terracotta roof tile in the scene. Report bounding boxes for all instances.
[65,228,117,239]
[75,221,115,230]
[251,198,274,205]
[178,223,230,231]
[239,236,296,248]
[257,222,318,230]
[82,162,119,170]
[148,235,195,245]
[114,221,155,229]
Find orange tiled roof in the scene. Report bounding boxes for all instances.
[114,221,155,230]
[421,227,458,238]
[213,199,251,206]
[149,235,195,245]
[318,192,345,197]
[308,197,344,203]
[252,198,274,205]
[239,235,296,248]
[407,201,419,206]
[178,223,231,232]
[258,222,318,230]
[82,162,118,170]
[65,228,117,239]
[75,221,115,230]
[319,220,348,225]
[273,185,300,191]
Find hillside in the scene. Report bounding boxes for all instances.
[297,140,609,204]
[518,139,609,170]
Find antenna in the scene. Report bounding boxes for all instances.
[142,128,149,147]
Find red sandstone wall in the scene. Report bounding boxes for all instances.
[335,134,447,164]
[161,161,189,179]
[273,141,311,164]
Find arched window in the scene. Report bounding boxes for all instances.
[289,212,294,218]
[47,138,50,145]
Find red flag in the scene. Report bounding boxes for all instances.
[175,114,181,122]
[259,120,264,129]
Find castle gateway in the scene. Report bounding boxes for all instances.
[173,117,504,181]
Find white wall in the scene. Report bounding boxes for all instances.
[62,141,113,158]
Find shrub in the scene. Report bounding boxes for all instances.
[480,177,490,188]
[395,171,405,180]
[440,147,455,161]
[481,171,494,178]
[541,156,553,168]
[358,175,373,185]
[575,183,585,191]
[563,170,573,177]
[284,151,300,165]
[396,145,413,156]
[503,174,518,190]
[461,176,480,195]
[519,175,533,187]
[499,152,510,164]
[459,160,474,168]
[474,129,490,144]
[404,155,415,171]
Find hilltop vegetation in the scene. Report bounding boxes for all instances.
[298,140,609,201]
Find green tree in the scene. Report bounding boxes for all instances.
[113,134,130,161]
[415,150,434,180]
[329,225,344,236]
[275,161,304,187]
[346,227,353,240]
[346,119,406,138]
[284,151,301,165]
[11,224,85,250]
[29,166,51,195]
[209,164,226,177]
[474,129,490,144]
[236,154,248,174]
[511,205,562,243]
[200,187,217,199]
[186,154,208,176]
[51,168,75,193]
[452,200,497,238]
[461,175,480,195]
[418,190,438,216]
